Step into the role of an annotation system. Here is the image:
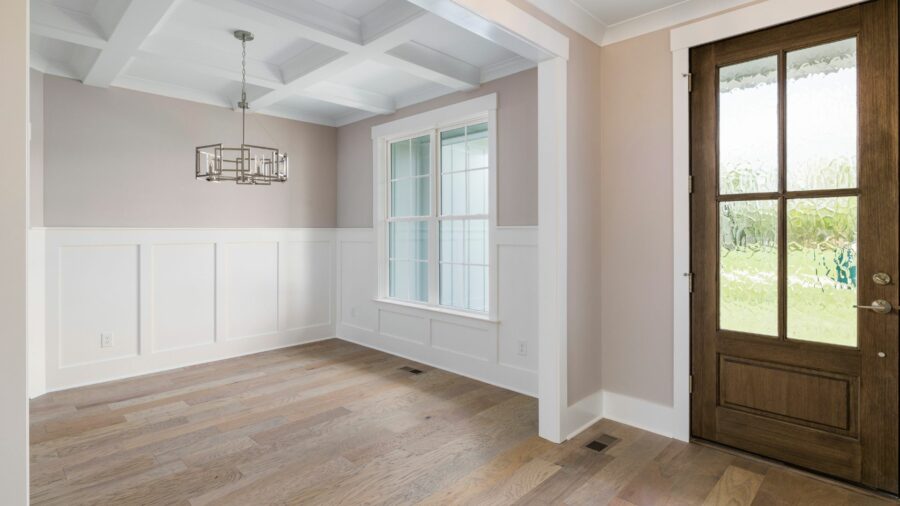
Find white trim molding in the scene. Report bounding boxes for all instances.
[668,0,869,442]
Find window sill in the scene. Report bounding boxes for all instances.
[373,298,499,324]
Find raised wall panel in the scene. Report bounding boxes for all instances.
[59,245,139,367]
[151,243,216,352]
[340,240,378,331]
[497,244,538,371]
[379,310,427,344]
[281,241,332,331]
[225,242,278,339]
[431,320,493,361]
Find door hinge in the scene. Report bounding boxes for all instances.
[684,272,694,293]
[688,174,694,194]
[683,72,693,92]
[689,374,694,394]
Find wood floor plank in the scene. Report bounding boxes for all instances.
[30,339,898,505]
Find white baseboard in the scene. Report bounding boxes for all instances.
[601,390,677,438]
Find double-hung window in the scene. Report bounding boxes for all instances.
[378,96,496,318]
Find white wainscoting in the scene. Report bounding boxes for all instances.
[41,228,336,392]
[336,227,539,396]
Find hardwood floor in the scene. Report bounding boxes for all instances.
[30,339,897,505]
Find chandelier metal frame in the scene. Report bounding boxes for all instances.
[195,30,289,185]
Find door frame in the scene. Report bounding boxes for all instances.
[669,0,878,443]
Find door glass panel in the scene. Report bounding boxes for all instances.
[787,197,858,346]
[720,200,779,336]
[719,56,779,194]
[787,39,857,191]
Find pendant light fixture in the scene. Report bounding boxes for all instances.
[195,30,288,185]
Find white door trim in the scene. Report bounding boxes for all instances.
[670,0,867,442]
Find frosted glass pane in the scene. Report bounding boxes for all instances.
[390,177,429,217]
[441,127,466,173]
[411,135,430,177]
[719,56,779,194]
[720,200,778,336]
[468,169,488,215]
[391,140,411,179]
[441,172,466,216]
[787,197,857,346]
[787,39,857,191]
[389,221,427,261]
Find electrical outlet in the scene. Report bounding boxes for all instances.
[100,332,113,348]
[517,341,528,357]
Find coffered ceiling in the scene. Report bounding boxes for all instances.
[30,0,537,126]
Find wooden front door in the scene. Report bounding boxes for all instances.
[690,0,899,493]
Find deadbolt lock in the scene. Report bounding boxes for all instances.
[873,272,892,286]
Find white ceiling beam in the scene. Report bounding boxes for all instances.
[112,75,232,109]
[82,0,182,87]
[30,0,107,49]
[380,42,479,91]
[404,0,568,61]
[302,83,395,115]
[197,0,361,51]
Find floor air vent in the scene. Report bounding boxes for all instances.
[585,434,618,453]
[399,366,424,375]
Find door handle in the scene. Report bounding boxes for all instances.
[854,300,893,314]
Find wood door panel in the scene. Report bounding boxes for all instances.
[716,409,862,482]
[719,356,856,433]
[690,0,899,493]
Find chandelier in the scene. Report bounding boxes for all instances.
[195,30,288,185]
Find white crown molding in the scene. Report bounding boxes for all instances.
[524,0,761,48]
[603,0,756,46]
[522,0,606,46]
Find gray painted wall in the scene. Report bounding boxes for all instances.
[41,75,338,228]
[336,69,538,228]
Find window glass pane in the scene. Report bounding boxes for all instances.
[390,177,429,217]
[787,197,857,346]
[467,265,487,312]
[440,220,464,264]
[467,220,488,265]
[390,139,411,179]
[440,263,466,309]
[719,56,779,194]
[411,135,430,177]
[441,171,466,216]
[389,260,427,303]
[389,221,428,303]
[467,123,489,169]
[389,221,427,261]
[787,39,857,191]
[441,127,466,173]
[468,168,488,215]
[720,200,778,336]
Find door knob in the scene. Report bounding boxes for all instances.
[854,300,893,314]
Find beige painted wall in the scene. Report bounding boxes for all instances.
[511,0,605,406]
[599,29,675,406]
[0,0,29,502]
[41,75,338,228]
[336,69,538,228]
